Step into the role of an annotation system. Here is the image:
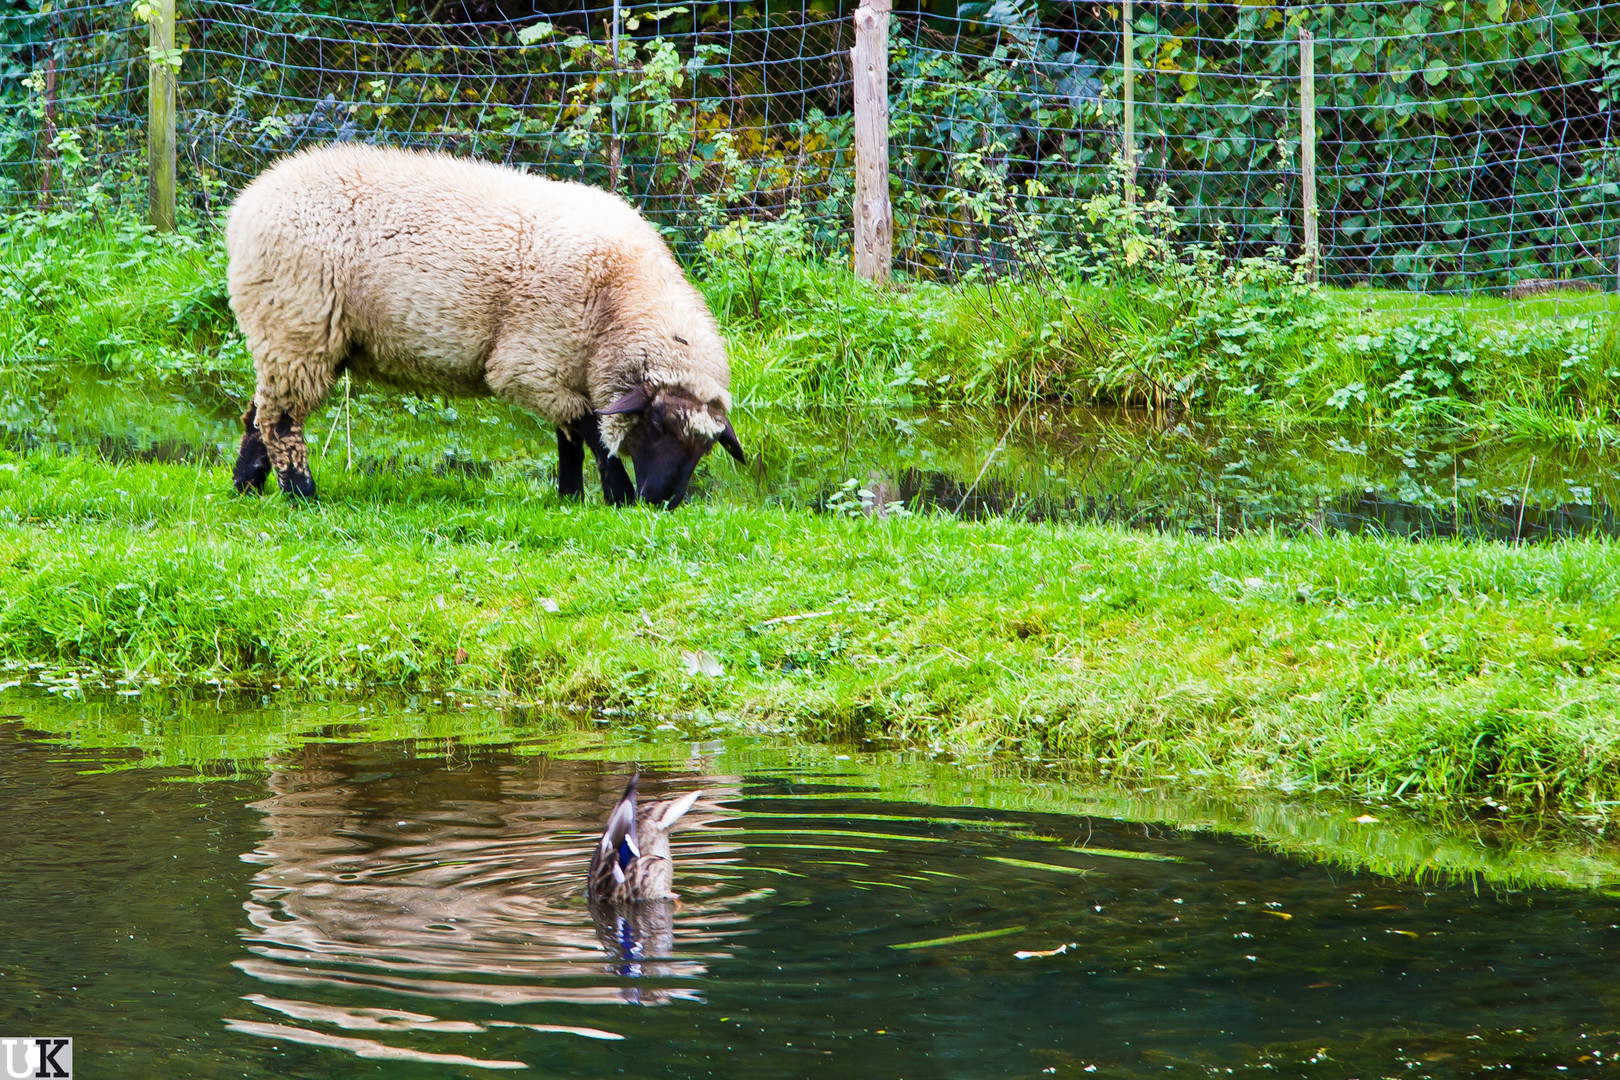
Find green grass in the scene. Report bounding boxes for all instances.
[701,232,1620,433]
[2,450,1620,821]
[4,214,1620,442]
[1344,286,1620,322]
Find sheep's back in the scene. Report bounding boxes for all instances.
[224,145,665,390]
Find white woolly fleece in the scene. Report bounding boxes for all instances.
[224,144,733,440]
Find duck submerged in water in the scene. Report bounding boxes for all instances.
[587,774,702,905]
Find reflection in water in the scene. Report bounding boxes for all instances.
[588,898,677,997]
[232,745,759,1064]
[700,409,1620,541]
[21,374,1620,541]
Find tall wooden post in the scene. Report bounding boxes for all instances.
[1122,0,1135,205]
[39,56,56,208]
[1300,27,1318,282]
[851,0,892,283]
[608,0,623,191]
[147,0,177,232]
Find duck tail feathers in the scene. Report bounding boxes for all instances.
[657,789,702,830]
[599,774,640,856]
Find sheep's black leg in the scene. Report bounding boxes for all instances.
[233,404,272,495]
[566,415,637,506]
[266,412,317,502]
[557,425,586,498]
[598,454,636,506]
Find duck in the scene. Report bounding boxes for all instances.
[587,774,702,905]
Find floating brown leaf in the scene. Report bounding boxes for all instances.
[1014,942,1076,960]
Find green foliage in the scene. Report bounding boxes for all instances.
[1040,162,1330,410]
[0,0,47,198]
[6,0,1617,289]
[858,0,1620,285]
[546,21,735,206]
[1345,318,1482,407]
[8,207,1618,434]
[697,203,822,320]
[703,235,1107,408]
[0,0,149,214]
[824,476,911,518]
[169,2,855,248]
[1036,0,1620,289]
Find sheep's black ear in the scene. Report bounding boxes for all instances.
[717,419,747,464]
[597,384,652,416]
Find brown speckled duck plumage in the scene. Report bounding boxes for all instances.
[587,775,701,904]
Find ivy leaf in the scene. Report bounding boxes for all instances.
[1422,58,1449,86]
[516,21,553,44]
[1486,0,1508,22]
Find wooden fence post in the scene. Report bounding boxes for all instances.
[39,55,56,209]
[1122,0,1135,206]
[148,0,176,232]
[607,0,622,191]
[851,0,892,283]
[1300,27,1318,283]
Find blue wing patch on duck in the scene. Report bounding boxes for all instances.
[587,774,702,905]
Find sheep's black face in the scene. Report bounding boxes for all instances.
[598,385,747,510]
[629,435,702,509]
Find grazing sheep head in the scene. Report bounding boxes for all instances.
[597,383,746,509]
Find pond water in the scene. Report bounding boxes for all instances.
[7,703,1620,1078]
[708,409,1620,541]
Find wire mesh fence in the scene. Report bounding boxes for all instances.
[2,0,1617,291]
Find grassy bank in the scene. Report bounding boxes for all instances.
[2,451,1619,820]
[707,226,1620,440]
[3,213,1620,443]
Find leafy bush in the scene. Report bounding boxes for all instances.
[7,0,1617,290]
[889,0,1620,288]
[698,206,822,321]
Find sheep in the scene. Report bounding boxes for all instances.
[224,144,746,509]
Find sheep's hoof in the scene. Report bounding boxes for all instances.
[600,460,637,506]
[278,471,319,503]
[233,440,271,494]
